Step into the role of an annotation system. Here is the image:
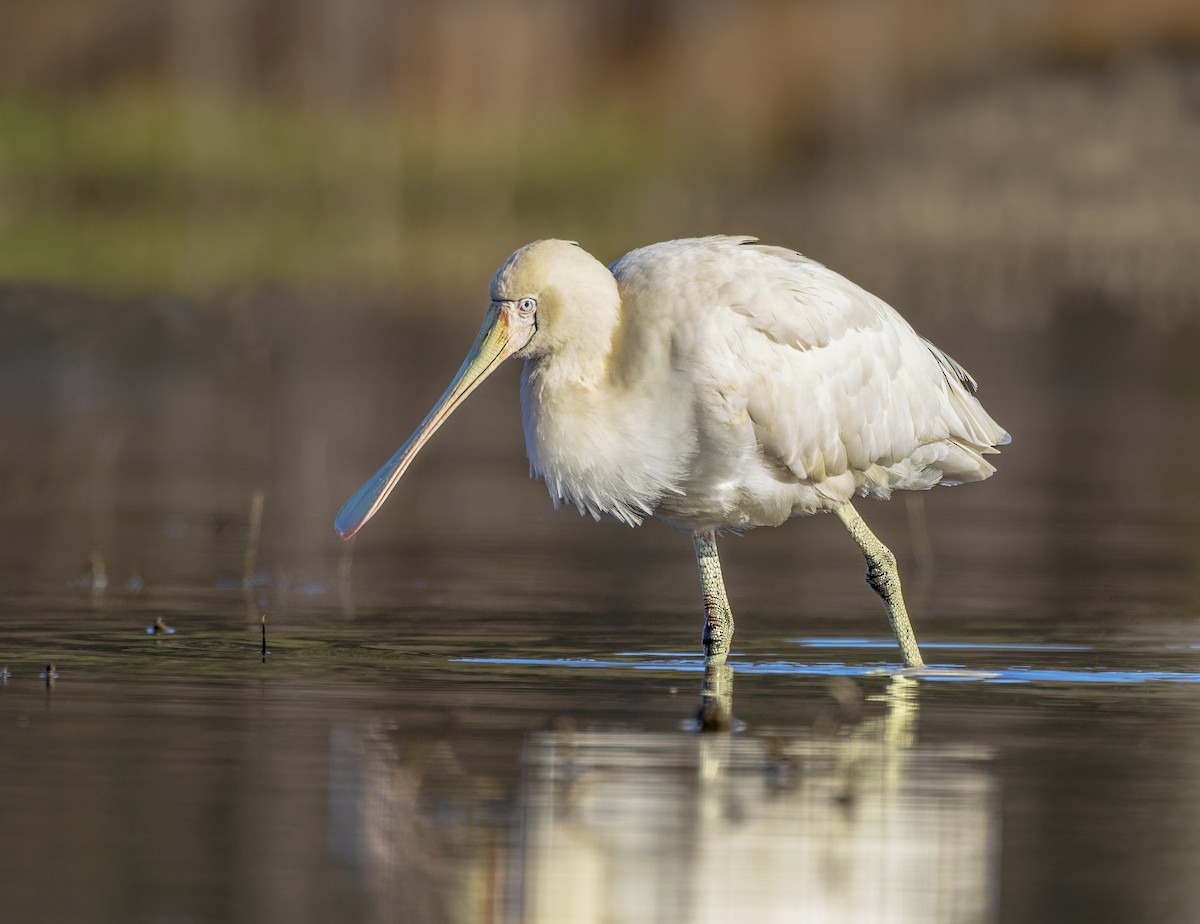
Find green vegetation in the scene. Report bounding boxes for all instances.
[0,90,678,298]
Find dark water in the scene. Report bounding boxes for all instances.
[2,291,1200,924]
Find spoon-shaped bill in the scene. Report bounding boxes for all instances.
[334,304,521,539]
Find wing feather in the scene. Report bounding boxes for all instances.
[606,236,1009,528]
[617,238,1008,499]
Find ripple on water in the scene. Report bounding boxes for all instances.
[455,636,1200,685]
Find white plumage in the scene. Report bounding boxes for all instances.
[519,236,1006,529]
[337,236,1009,670]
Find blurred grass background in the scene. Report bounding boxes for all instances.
[0,0,1198,319]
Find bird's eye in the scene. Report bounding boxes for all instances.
[517,297,537,314]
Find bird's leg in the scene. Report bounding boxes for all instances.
[835,503,926,670]
[691,529,734,664]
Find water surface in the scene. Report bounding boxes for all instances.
[2,292,1200,923]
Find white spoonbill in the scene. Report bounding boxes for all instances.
[336,237,1009,669]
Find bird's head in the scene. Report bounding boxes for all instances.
[488,238,620,362]
[334,239,617,539]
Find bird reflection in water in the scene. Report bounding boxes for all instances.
[328,673,996,923]
[695,662,736,733]
[517,674,992,924]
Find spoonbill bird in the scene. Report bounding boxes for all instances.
[336,237,1009,669]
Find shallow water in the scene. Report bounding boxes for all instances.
[2,293,1200,923]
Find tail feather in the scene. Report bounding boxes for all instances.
[924,340,1010,452]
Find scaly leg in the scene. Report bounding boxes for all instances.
[835,502,925,669]
[691,529,734,664]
